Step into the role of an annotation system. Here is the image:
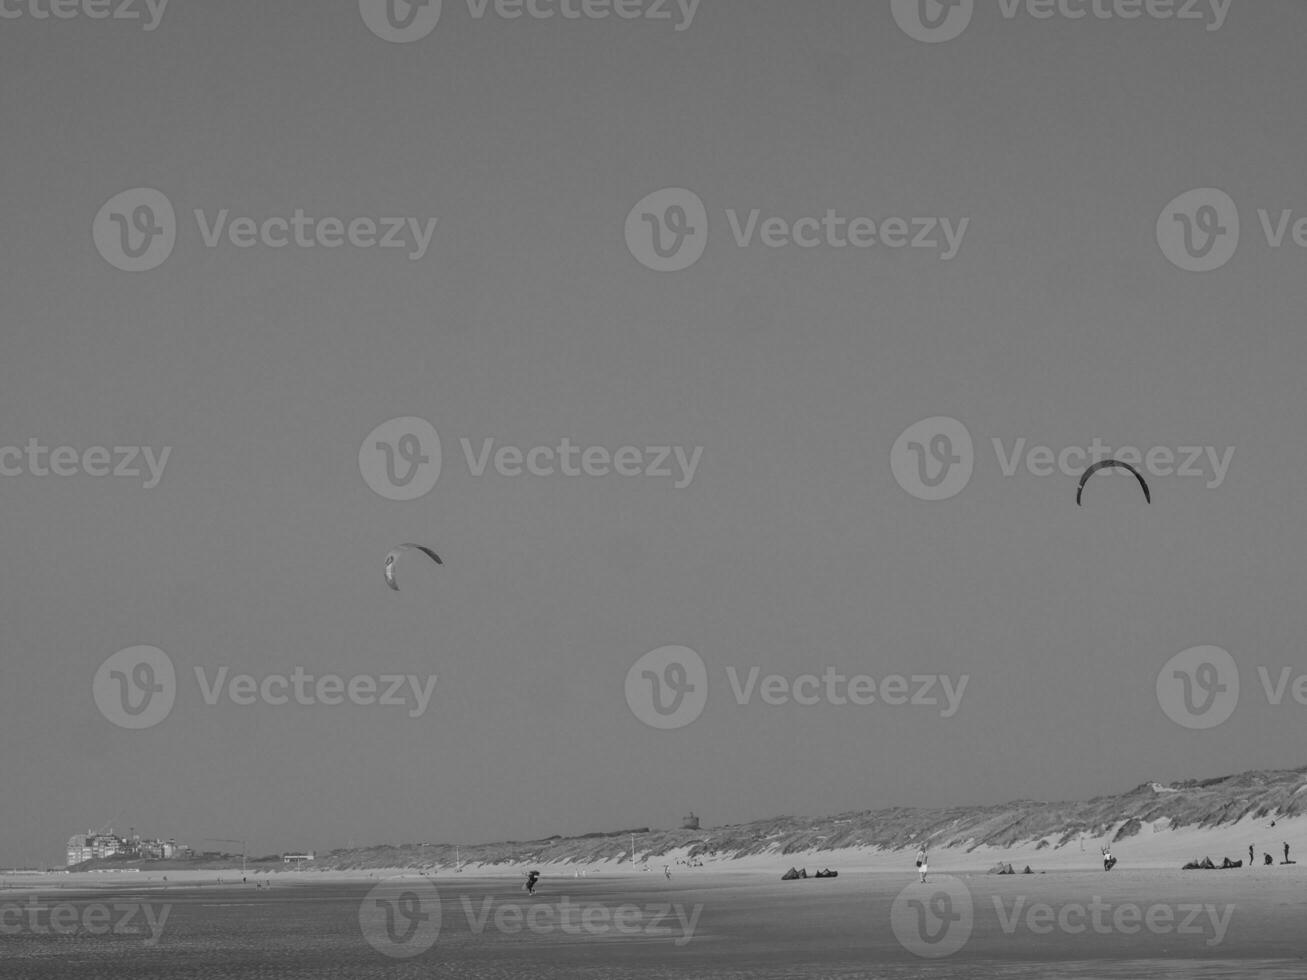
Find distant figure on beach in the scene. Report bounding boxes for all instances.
[524,870,540,896]
[1265,852,1274,866]
[1285,842,1291,863]
[1101,845,1116,871]
[1250,844,1255,865]
[664,865,671,879]
[915,847,928,883]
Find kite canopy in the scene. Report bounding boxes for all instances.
[1076,459,1151,506]
[384,543,443,591]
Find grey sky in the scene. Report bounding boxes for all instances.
[4,0,1307,867]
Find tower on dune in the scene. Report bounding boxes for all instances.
[681,812,700,831]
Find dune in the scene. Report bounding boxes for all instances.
[44,766,1307,883]
[299,765,1307,877]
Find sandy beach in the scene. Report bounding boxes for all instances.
[8,812,1307,978]
[4,863,1306,978]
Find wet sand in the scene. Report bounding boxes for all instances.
[2,868,1305,978]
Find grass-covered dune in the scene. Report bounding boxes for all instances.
[310,766,1307,871]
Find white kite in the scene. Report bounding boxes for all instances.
[384,544,443,591]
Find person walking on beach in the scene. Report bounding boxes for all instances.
[915,846,928,883]
[524,870,540,896]
[1250,844,1255,866]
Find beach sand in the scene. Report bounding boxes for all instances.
[3,859,1306,978]
[5,813,1305,976]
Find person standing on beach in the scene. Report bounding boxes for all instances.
[1250,844,1255,866]
[1284,842,1290,863]
[915,847,928,883]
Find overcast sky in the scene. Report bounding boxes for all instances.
[4,0,1307,868]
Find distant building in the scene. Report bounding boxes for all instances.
[66,831,124,866]
[66,835,92,867]
[67,829,189,867]
[681,812,701,831]
[282,852,315,863]
[138,839,181,860]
